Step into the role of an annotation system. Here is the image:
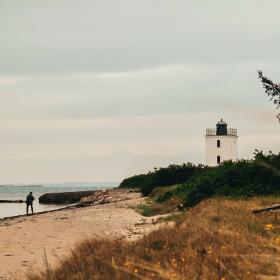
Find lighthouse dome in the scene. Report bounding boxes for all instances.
[216,119,227,125]
[216,119,228,135]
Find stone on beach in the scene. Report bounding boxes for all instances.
[80,190,116,205]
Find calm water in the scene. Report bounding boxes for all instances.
[0,182,118,219]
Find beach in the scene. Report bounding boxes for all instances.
[0,190,165,279]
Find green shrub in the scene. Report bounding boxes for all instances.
[137,204,155,216]
[120,151,280,209]
[180,152,280,208]
[119,163,206,195]
[156,191,173,203]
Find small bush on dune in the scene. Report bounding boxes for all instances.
[138,196,183,216]
[137,204,155,216]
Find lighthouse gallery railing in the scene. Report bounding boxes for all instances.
[206,128,237,136]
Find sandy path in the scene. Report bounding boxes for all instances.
[0,191,158,279]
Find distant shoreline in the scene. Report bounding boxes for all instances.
[0,185,42,188]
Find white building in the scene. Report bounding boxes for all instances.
[205,119,238,166]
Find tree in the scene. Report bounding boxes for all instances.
[258,70,280,122]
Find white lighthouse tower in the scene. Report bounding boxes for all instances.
[205,119,238,166]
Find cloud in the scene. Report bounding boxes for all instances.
[0,61,277,121]
[0,1,280,75]
[0,1,279,182]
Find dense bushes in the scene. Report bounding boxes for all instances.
[158,151,280,208]
[120,151,280,207]
[119,163,205,195]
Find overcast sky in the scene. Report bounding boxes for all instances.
[0,1,279,184]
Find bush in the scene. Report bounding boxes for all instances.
[120,151,280,208]
[137,204,155,216]
[178,152,280,208]
[119,163,206,195]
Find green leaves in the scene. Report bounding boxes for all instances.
[258,70,280,122]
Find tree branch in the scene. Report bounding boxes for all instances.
[258,70,280,122]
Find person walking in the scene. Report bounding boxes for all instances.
[26,192,34,215]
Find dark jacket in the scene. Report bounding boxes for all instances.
[26,194,34,205]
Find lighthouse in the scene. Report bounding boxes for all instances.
[205,119,238,166]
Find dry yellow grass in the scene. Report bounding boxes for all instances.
[29,197,280,280]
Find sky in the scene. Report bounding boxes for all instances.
[0,0,279,184]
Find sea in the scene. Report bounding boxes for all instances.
[0,182,118,219]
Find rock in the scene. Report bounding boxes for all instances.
[39,191,99,204]
[80,190,114,205]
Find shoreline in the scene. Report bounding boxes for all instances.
[0,187,132,220]
[0,185,118,220]
[0,189,166,279]
[0,203,78,223]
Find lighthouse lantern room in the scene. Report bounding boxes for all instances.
[205,119,238,166]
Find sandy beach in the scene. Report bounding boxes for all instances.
[0,190,164,279]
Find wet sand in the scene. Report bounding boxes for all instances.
[0,190,163,279]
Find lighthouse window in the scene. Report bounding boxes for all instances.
[217,156,221,164]
[217,140,221,148]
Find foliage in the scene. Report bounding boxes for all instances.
[160,151,280,208]
[120,151,280,208]
[137,204,155,216]
[137,196,183,217]
[258,70,280,122]
[119,163,206,196]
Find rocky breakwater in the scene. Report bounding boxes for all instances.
[39,189,140,206]
[79,190,118,205]
[39,190,100,204]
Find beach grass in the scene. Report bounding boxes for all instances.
[29,197,280,280]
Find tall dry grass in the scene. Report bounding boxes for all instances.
[29,197,280,280]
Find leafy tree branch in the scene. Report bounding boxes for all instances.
[258,70,280,122]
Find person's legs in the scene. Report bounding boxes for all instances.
[26,204,29,215]
[31,204,33,214]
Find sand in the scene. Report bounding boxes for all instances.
[0,190,163,279]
